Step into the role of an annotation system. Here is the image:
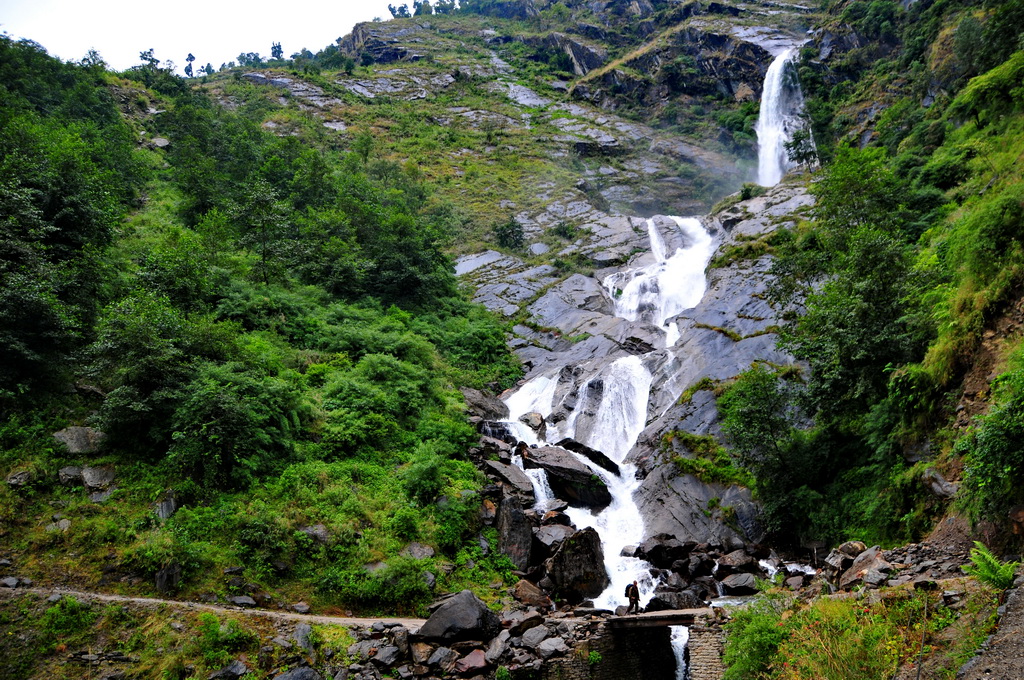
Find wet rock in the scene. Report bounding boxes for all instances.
[716,549,758,577]
[497,495,532,570]
[548,527,610,603]
[418,590,501,642]
[521,446,611,509]
[53,426,106,454]
[522,624,550,648]
[922,468,958,499]
[293,622,314,653]
[554,438,620,475]
[646,589,704,611]
[155,492,177,520]
[486,630,510,664]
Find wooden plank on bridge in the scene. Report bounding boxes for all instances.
[607,607,717,628]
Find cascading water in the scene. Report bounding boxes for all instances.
[755,47,809,187]
[604,217,714,347]
[502,215,715,678]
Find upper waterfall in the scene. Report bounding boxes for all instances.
[756,48,809,186]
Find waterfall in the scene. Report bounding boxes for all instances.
[671,626,690,680]
[604,217,714,347]
[755,47,808,187]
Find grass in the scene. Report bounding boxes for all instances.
[663,430,753,487]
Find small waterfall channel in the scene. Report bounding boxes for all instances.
[755,47,810,187]
[501,216,714,678]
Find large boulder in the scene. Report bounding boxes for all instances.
[522,446,612,509]
[497,495,532,570]
[81,466,115,491]
[635,534,697,568]
[52,426,106,454]
[417,590,501,642]
[646,588,705,611]
[460,387,509,420]
[547,527,610,603]
[533,524,575,560]
[554,438,620,475]
[483,460,535,501]
[720,572,758,595]
[272,668,322,680]
[839,545,892,590]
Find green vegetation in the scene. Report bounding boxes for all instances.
[722,582,999,680]
[0,34,520,629]
[962,541,1020,590]
[664,431,753,487]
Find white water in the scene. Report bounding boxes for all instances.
[502,216,714,678]
[756,48,807,187]
[671,626,690,680]
[604,217,714,347]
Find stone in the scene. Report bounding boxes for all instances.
[46,518,72,532]
[58,466,84,486]
[0,577,19,588]
[454,649,488,674]
[553,438,621,476]
[293,622,314,653]
[292,601,311,614]
[532,524,575,559]
[426,646,459,672]
[417,590,501,642]
[482,461,534,501]
[839,546,892,590]
[401,542,435,560]
[720,573,757,595]
[508,610,545,636]
[81,466,115,491]
[155,493,177,520]
[460,387,509,420]
[155,563,182,594]
[547,527,610,603]
[537,637,569,659]
[272,669,323,680]
[715,549,757,576]
[785,575,805,590]
[230,595,257,607]
[635,535,697,569]
[299,524,330,544]
[485,631,509,664]
[646,589,704,611]
[497,495,532,570]
[521,446,612,509]
[512,579,552,608]
[208,659,248,678]
[922,468,958,499]
[838,541,867,557]
[370,645,402,666]
[6,470,31,487]
[53,427,106,454]
[521,624,549,648]
[391,626,410,654]
[410,642,434,664]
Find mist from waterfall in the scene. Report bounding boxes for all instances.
[755,47,808,186]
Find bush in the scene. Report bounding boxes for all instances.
[963,541,1019,590]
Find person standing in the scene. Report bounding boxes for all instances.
[625,580,640,614]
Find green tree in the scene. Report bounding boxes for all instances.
[271,42,283,60]
[233,179,290,284]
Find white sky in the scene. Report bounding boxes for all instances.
[0,0,401,73]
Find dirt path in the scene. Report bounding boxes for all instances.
[958,582,1024,679]
[0,586,426,629]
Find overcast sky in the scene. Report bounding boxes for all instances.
[1,0,401,73]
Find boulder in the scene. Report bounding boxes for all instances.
[293,622,314,653]
[486,630,510,664]
[720,573,758,595]
[839,546,892,590]
[229,595,257,607]
[292,601,311,614]
[81,466,114,491]
[272,669,322,680]
[417,590,501,642]
[53,426,106,454]
[401,542,435,560]
[715,549,757,577]
[460,387,509,420]
[537,637,569,659]
[155,563,182,594]
[521,446,612,509]
[497,495,532,570]
[482,461,535,501]
[0,577,19,588]
[508,610,545,636]
[5,470,32,487]
[519,411,547,439]
[155,492,177,520]
[299,524,330,545]
[521,625,549,648]
[58,466,83,486]
[635,534,697,568]
[426,646,460,672]
[512,579,552,609]
[454,649,488,674]
[646,589,704,611]
[554,438,621,476]
[547,527,610,603]
[533,524,575,560]
[208,660,248,679]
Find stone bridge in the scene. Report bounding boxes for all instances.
[542,610,726,680]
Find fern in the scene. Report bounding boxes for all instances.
[963,541,1019,590]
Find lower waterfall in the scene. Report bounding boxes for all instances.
[502,215,715,678]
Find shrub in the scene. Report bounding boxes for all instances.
[963,541,1019,590]
[39,597,97,650]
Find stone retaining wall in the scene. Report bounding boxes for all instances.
[688,624,726,680]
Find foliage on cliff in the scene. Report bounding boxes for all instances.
[718,0,1024,547]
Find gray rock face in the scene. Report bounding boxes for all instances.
[554,438,620,475]
[6,470,32,487]
[53,426,106,454]
[548,527,610,603]
[59,466,84,486]
[460,387,509,420]
[533,524,575,560]
[522,446,611,509]
[417,590,501,642]
[720,572,758,595]
[229,595,256,607]
[497,495,532,570]
[299,524,330,545]
[209,659,248,678]
[483,461,534,502]
[273,668,322,680]
[155,563,182,594]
